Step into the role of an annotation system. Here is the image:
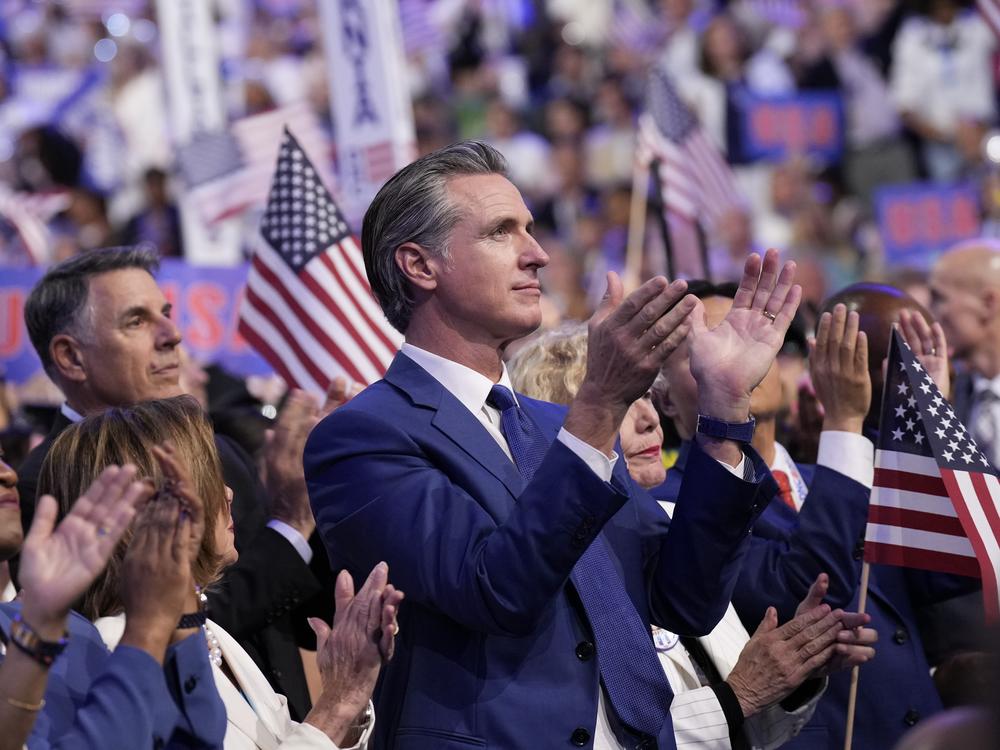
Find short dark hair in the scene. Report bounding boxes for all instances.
[361,141,508,333]
[25,247,160,378]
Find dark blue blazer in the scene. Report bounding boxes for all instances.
[660,441,944,750]
[304,354,772,750]
[0,602,226,749]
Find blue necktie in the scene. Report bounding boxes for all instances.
[488,385,673,740]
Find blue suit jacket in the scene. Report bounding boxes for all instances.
[0,602,226,749]
[305,354,772,750]
[659,441,944,750]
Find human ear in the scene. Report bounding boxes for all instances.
[50,334,87,384]
[395,242,438,292]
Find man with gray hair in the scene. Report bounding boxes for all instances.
[16,246,325,721]
[304,141,862,748]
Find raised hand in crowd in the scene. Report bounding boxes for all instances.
[897,308,950,394]
[17,466,151,642]
[725,574,875,719]
[565,271,697,456]
[809,304,872,434]
[689,249,801,463]
[1,465,151,750]
[265,389,322,540]
[119,456,204,665]
[304,561,404,747]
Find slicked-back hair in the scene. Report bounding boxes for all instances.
[25,246,160,378]
[361,141,508,333]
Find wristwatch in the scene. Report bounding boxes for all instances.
[696,414,756,443]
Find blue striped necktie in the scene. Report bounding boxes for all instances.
[488,385,673,740]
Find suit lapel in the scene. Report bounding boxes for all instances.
[384,354,524,498]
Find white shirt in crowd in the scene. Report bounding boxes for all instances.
[890,11,997,136]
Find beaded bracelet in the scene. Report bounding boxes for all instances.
[9,614,68,668]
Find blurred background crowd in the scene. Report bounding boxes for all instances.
[2,0,1000,462]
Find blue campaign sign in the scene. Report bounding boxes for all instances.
[0,260,273,385]
[739,91,844,163]
[875,183,981,268]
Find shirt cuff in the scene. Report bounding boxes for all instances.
[266,519,314,564]
[557,428,619,482]
[817,431,874,489]
[719,454,748,480]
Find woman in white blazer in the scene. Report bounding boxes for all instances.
[38,395,402,750]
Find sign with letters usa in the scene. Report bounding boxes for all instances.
[875,182,981,268]
[738,92,843,163]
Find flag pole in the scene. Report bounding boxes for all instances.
[624,157,650,293]
[647,157,676,281]
[843,560,871,750]
[694,217,712,283]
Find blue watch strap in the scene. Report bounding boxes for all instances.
[696,414,756,443]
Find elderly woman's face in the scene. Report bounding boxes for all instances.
[215,485,238,567]
[621,394,665,490]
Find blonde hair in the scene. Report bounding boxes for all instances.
[38,395,228,620]
[508,322,588,404]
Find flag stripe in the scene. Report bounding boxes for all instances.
[243,284,335,389]
[867,505,967,536]
[310,254,398,370]
[298,256,390,375]
[873,450,941,477]
[237,308,323,394]
[340,236,401,352]
[865,522,977,557]
[946,470,1000,619]
[249,249,370,384]
[872,468,949,497]
[870,484,959,517]
[863,541,981,578]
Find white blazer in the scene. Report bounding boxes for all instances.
[95,615,374,750]
[656,502,823,750]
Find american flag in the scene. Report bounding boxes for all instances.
[637,66,744,279]
[182,101,333,227]
[0,186,70,265]
[237,128,402,393]
[867,329,1000,620]
[978,0,1000,40]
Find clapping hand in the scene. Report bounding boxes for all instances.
[305,562,404,745]
[18,465,151,637]
[265,389,323,539]
[152,441,205,561]
[793,573,876,677]
[689,250,801,424]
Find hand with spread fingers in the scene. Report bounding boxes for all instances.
[897,308,950,395]
[809,304,872,434]
[689,250,802,424]
[18,465,151,637]
[304,561,404,746]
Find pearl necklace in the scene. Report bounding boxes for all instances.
[203,624,223,667]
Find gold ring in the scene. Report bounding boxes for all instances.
[762,310,777,322]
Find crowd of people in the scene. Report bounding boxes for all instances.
[2,1,1000,749]
[0,137,998,749]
